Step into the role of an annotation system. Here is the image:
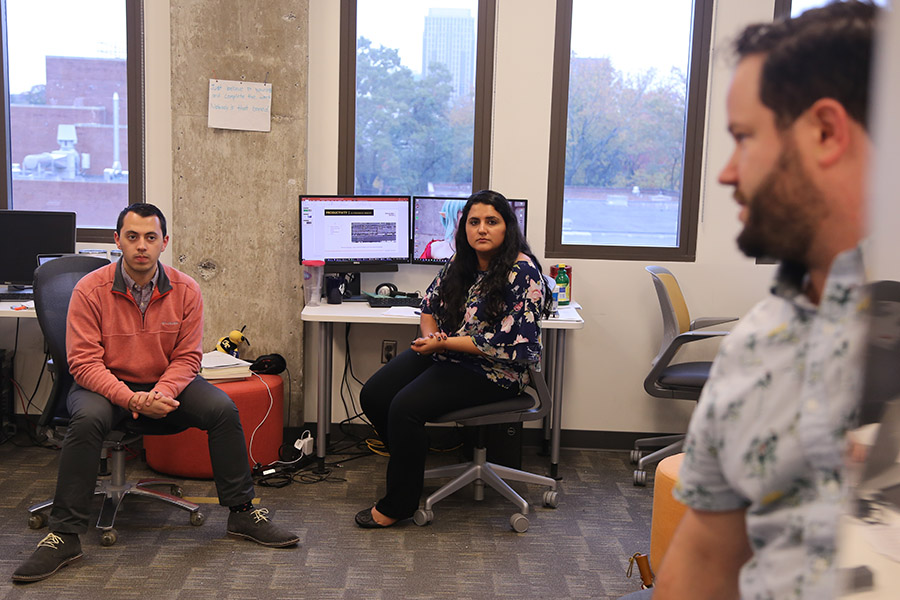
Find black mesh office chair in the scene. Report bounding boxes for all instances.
[26,255,204,546]
[632,266,736,486]
[413,366,558,532]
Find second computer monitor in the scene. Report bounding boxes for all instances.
[412,196,527,264]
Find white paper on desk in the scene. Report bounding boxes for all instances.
[556,306,580,320]
[383,306,421,318]
[861,521,900,562]
[4,300,33,310]
[201,351,251,369]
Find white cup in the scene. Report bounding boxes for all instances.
[302,261,324,307]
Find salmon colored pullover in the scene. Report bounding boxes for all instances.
[66,261,203,408]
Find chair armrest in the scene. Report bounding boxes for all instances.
[645,330,725,398]
[690,316,738,330]
[649,330,727,373]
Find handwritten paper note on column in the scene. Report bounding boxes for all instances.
[208,79,272,132]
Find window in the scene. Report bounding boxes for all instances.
[775,0,889,18]
[545,0,713,261]
[338,0,494,197]
[0,0,143,242]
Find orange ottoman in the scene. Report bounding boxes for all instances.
[143,374,284,479]
[650,453,689,575]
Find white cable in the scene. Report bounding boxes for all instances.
[247,372,274,466]
[248,373,313,474]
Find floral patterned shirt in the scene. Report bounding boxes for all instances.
[674,247,867,600]
[421,258,544,391]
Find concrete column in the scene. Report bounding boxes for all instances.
[170,0,309,425]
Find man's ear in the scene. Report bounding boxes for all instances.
[806,98,851,167]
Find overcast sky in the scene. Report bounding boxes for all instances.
[6,0,125,94]
[359,0,693,78]
[6,0,890,95]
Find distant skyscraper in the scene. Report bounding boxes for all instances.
[422,8,475,100]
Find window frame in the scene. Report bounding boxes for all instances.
[0,0,144,243]
[544,0,714,262]
[773,0,792,18]
[337,0,495,196]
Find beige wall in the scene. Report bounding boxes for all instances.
[869,2,900,281]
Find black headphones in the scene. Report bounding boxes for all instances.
[250,353,287,375]
[375,282,419,298]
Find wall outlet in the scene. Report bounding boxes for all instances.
[381,339,398,363]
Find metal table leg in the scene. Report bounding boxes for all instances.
[541,329,557,456]
[550,329,567,480]
[315,321,333,473]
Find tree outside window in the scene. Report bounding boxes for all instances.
[546,0,713,261]
[343,0,489,198]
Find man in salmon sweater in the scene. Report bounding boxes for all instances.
[13,203,298,583]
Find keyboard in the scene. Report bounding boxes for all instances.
[0,290,33,301]
[366,295,422,308]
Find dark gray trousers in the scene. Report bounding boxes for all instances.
[49,376,255,534]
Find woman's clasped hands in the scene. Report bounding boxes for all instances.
[411,331,449,355]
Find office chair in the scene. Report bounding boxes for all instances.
[632,266,736,486]
[413,366,558,532]
[26,255,204,546]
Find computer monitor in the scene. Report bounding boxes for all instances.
[411,196,527,264]
[0,210,77,288]
[299,195,410,272]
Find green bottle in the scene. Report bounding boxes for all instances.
[555,265,570,306]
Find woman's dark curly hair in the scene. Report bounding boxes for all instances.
[432,190,543,330]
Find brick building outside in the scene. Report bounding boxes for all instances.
[10,56,128,228]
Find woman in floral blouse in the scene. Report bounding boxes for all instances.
[356,190,547,528]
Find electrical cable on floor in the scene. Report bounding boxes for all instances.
[338,323,372,439]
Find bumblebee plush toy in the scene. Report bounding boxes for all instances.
[216,327,249,357]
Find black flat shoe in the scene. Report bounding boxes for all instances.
[355,507,396,529]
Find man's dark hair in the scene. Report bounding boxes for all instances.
[735,0,878,130]
[116,203,167,237]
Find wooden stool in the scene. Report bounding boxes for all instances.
[650,452,688,574]
[143,374,284,478]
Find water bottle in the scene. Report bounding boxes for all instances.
[555,264,570,306]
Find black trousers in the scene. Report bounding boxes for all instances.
[360,348,519,519]
[49,376,256,534]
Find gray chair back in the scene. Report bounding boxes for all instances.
[33,255,110,428]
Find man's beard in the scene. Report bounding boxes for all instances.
[735,141,827,264]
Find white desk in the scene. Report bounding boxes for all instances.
[0,301,36,319]
[301,302,584,477]
[838,509,899,598]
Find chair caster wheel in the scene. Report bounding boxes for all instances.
[28,513,47,530]
[190,511,205,526]
[170,485,184,498]
[510,513,529,532]
[542,490,559,508]
[630,449,643,464]
[633,469,647,486]
[100,529,118,546]
[413,509,433,526]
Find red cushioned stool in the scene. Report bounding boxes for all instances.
[143,374,284,479]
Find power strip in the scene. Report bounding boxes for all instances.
[294,434,314,455]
